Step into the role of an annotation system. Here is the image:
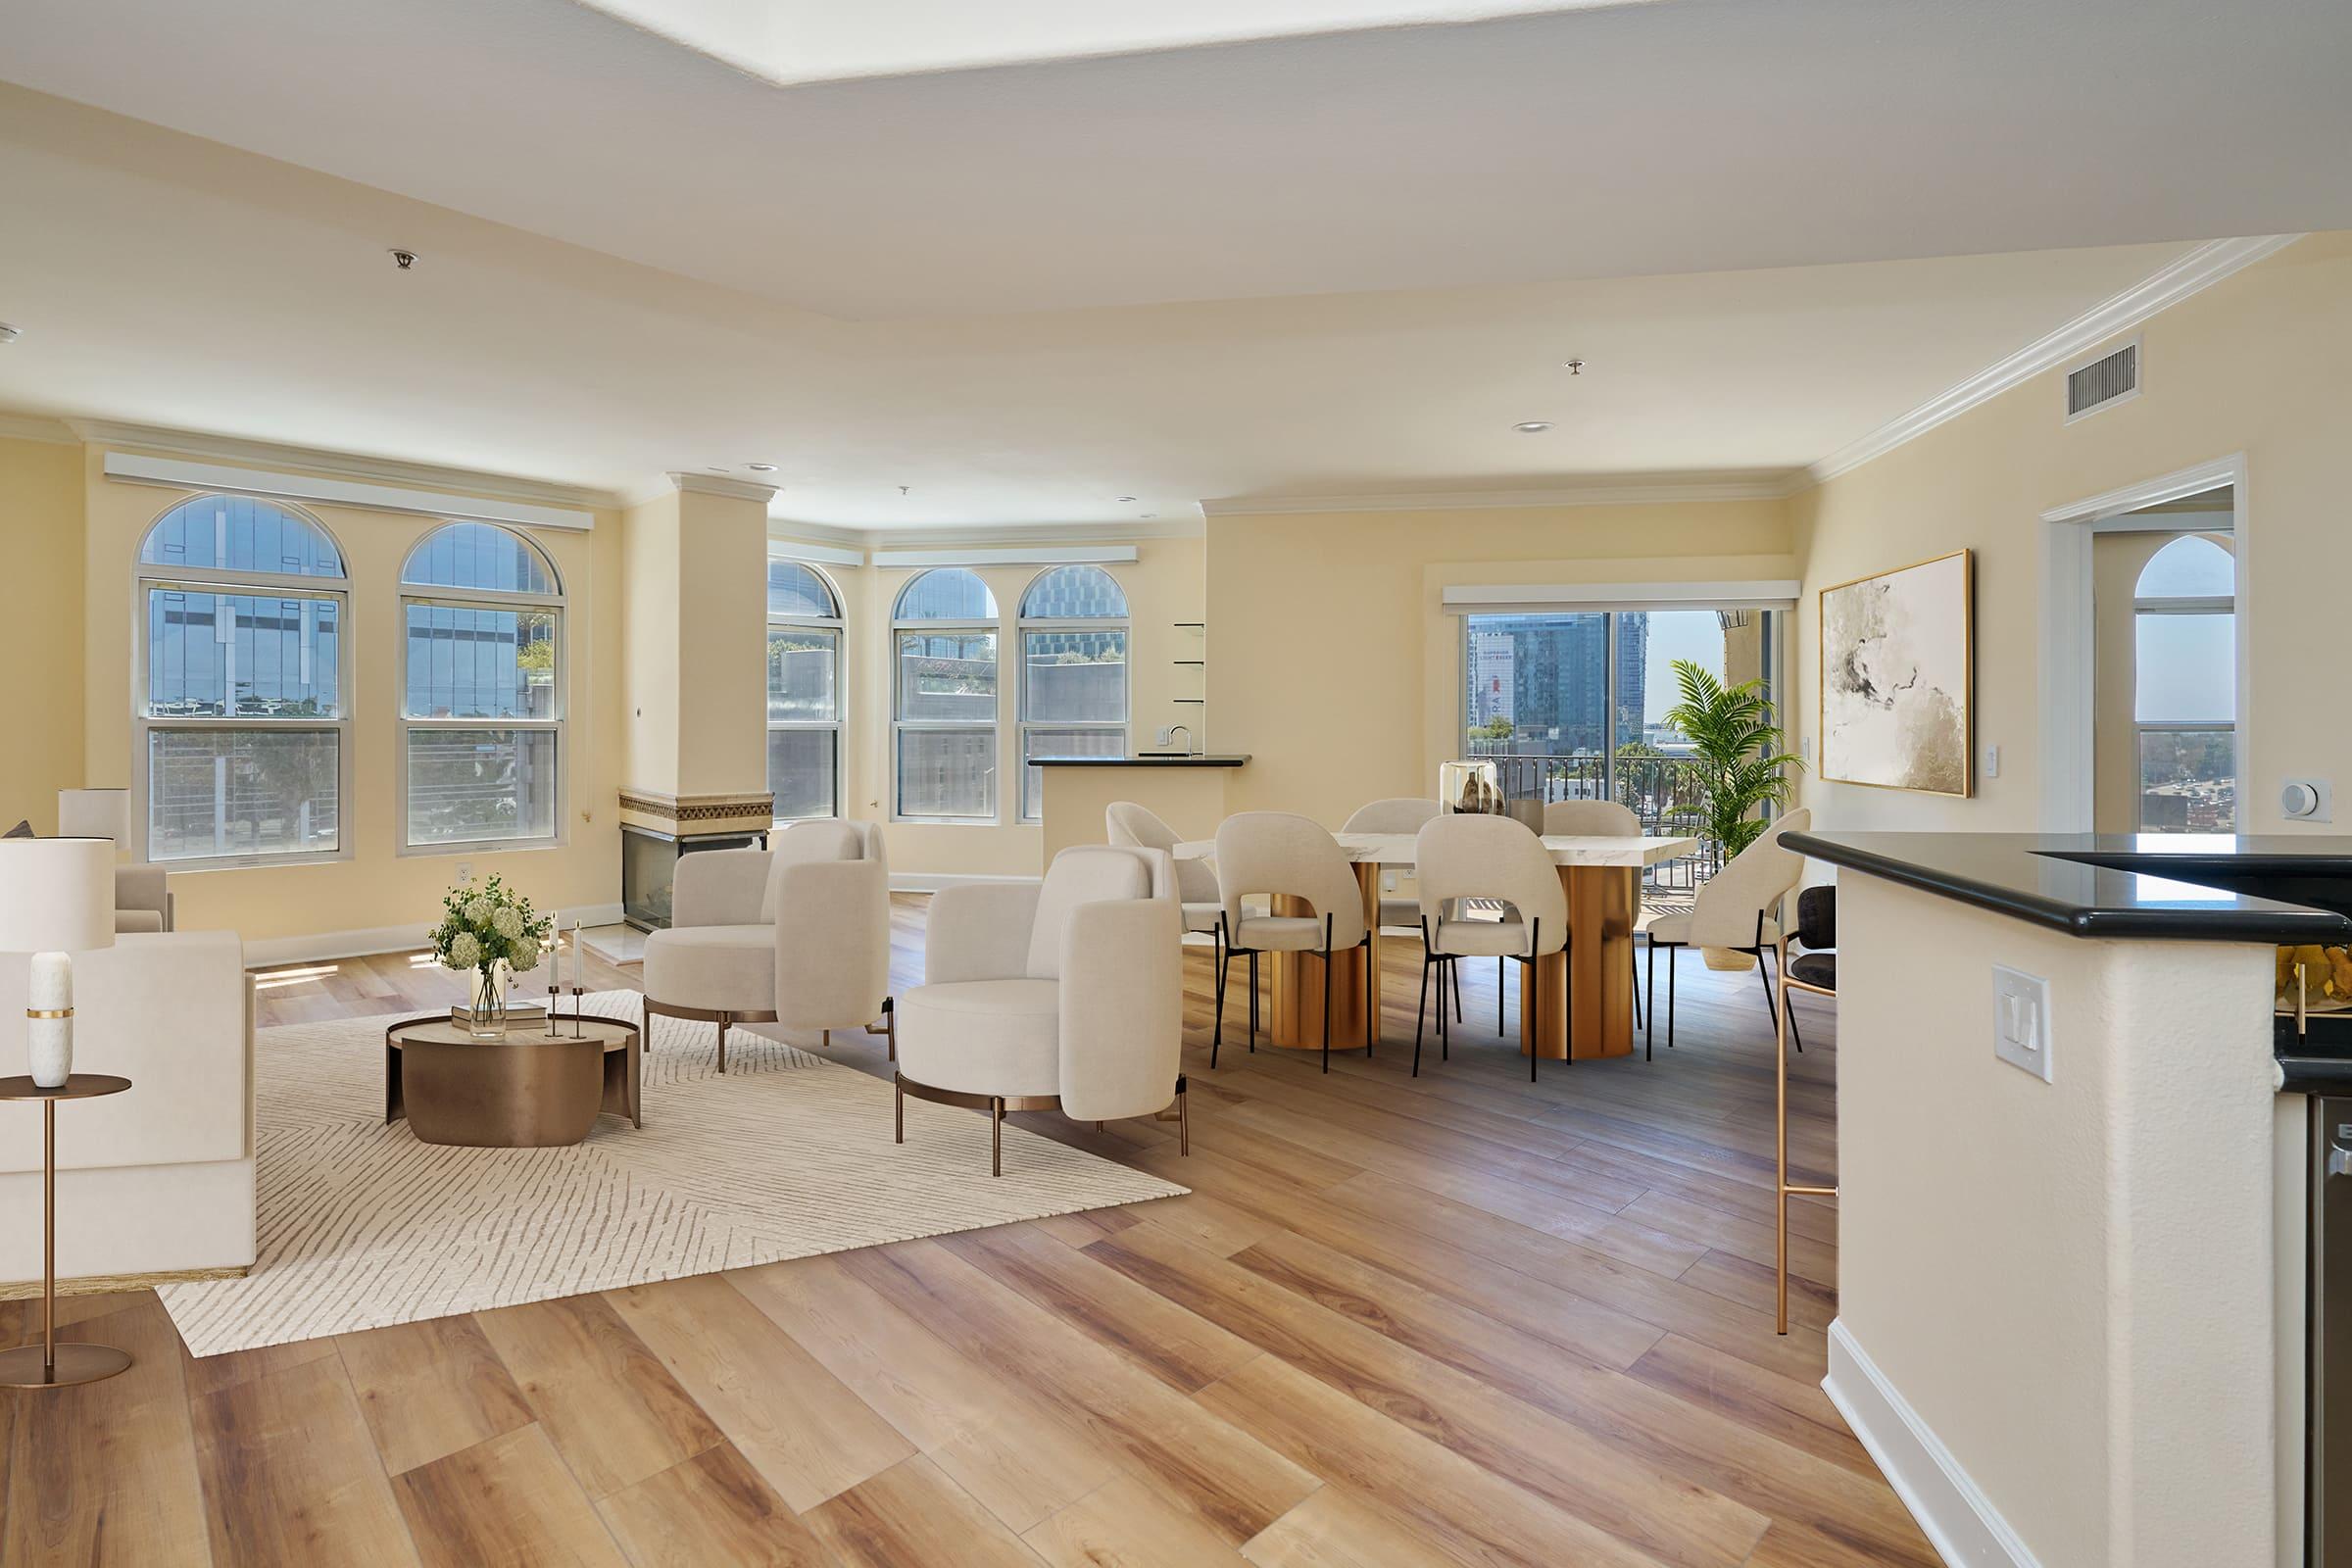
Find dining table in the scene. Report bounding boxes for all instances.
[1174,830,1697,1061]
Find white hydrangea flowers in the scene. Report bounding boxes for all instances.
[447,931,483,968]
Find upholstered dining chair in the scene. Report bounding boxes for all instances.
[1213,811,1375,1073]
[1105,801,1221,942]
[1341,797,1454,1024]
[893,845,1186,1176]
[1541,799,1645,1031]
[1414,812,1569,1081]
[641,818,892,1072]
[1643,808,1810,1055]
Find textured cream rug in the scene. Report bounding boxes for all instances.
[158,992,1185,1357]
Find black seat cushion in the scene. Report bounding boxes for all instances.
[1788,952,1837,992]
[1794,885,1837,951]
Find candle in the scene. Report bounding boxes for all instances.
[27,952,72,1088]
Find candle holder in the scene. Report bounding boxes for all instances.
[547,983,562,1035]
[570,985,586,1038]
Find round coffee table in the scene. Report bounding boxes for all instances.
[383,1015,641,1148]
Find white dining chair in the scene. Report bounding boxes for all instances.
[1212,811,1374,1073]
[1342,797,1454,1021]
[893,845,1186,1175]
[1105,801,1221,940]
[1644,808,1810,1054]
[1413,812,1568,1081]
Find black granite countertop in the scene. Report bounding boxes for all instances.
[1784,830,2352,944]
[1032,754,1250,767]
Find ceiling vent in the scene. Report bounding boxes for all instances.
[2065,339,2140,422]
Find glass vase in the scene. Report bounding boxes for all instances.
[468,961,511,1040]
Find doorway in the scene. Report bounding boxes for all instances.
[2089,487,2237,833]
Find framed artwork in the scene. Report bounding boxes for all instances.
[1819,549,1973,796]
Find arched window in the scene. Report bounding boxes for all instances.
[893,568,1000,820]
[135,495,348,863]
[399,521,564,848]
[2131,533,2235,832]
[766,560,843,821]
[1016,565,1130,821]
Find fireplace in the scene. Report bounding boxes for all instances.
[619,824,765,931]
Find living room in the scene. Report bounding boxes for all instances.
[6,3,2352,1565]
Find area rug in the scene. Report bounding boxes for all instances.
[157,992,1186,1357]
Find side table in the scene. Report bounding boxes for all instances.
[0,1073,134,1389]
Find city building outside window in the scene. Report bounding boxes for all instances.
[135,494,349,864]
[2131,534,2235,832]
[398,521,564,850]
[893,568,1000,820]
[765,560,844,820]
[1016,564,1129,822]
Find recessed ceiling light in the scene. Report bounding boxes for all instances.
[746,463,777,472]
[0,323,20,344]
[1514,420,1553,433]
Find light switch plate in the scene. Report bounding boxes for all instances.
[1992,964,2053,1082]
[1983,744,2001,779]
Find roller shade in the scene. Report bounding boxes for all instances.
[1442,579,1799,615]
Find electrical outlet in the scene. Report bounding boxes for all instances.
[456,860,474,884]
[1992,964,2052,1082]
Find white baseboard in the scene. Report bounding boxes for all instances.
[889,872,1041,894]
[1824,1318,2043,1568]
[243,904,625,967]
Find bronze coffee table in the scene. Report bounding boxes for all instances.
[383,1015,641,1148]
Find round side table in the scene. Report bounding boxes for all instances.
[0,1073,134,1390]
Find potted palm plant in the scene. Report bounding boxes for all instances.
[1661,657,1804,860]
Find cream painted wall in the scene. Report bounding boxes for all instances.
[0,434,84,833]
[794,534,1205,880]
[81,447,623,943]
[1791,233,2352,834]
[1206,502,1795,830]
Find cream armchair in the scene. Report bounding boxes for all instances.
[642,819,892,1071]
[894,845,1186,1176]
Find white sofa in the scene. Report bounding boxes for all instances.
[0,930,255,1290]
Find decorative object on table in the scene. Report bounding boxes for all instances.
[1,836,118,1086]
[428,873,552,1040]
[1660,659,1805,863]
[2281,945,2352,1013]
[1818,548,1973,796]
[0,1072,135,1388]
[1438,759,1505,815]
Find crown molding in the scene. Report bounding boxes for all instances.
[0,412,76,445]
[68,418,622,511]
[1803,234,2304,489]
[1201,473,1799,516]
[661,471,779,504]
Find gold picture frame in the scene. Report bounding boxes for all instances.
[1818,548,1974,797]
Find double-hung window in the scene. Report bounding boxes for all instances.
[399,521,564,850]
[135,494,349,864]
[892,568,999,820]
[766,560,844,820]
[1017,565,1130,822]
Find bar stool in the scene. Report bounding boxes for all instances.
[1774,883,1838,1335]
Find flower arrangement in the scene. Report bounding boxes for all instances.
[431,873,551,1037]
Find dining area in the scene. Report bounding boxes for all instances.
[1102,783,1816,1079]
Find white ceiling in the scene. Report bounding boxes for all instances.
[4,0,2346,319]
[2,0,2344,530]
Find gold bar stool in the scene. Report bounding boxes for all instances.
[1773,886,1838,1336]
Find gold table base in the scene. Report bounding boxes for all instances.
[0,1340,133,1389]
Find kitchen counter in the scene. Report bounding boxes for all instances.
[1784,829,2352,943]
[1032,754,1250,767]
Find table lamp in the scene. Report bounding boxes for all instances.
[0,838,117,1087]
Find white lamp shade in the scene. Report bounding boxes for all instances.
[0,838,117,954]
[58,788,131,842]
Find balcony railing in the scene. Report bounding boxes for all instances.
[1466,748,1722,879]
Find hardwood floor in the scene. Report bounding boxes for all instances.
[2,898,1922,1567]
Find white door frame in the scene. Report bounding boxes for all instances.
[2038,453,2249,833]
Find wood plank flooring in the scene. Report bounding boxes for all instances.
[1,899,1923,1567]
